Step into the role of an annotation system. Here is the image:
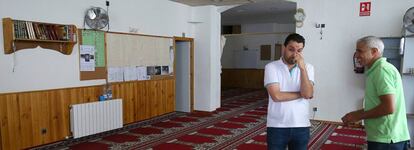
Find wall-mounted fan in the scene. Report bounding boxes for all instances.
[84,7,109,30]
[403,7,414,35]
[294,8,306,28]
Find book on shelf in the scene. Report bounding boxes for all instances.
[23,21,28,39]
[33,23,39,39]
[25,22,31,39]
[26,21,35,39]
[13,20,19,39]
[39,24,47,40]
[15,20,27,39]
[12,20,76,42]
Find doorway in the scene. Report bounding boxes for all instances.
[174,37,194,112]
[220,1,296,89]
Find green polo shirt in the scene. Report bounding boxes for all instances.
[364,57,410,143]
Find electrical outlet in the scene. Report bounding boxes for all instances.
[315,23,326,28]
[313,107,318,112]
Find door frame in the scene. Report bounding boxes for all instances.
[173,37,194,112]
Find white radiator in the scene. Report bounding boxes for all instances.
[70,99,123,138]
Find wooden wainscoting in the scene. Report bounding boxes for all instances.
[221,69,264,89]
[114,79,175,123]
[0,78,175,150]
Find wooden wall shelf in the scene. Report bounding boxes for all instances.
[2,18,77,55]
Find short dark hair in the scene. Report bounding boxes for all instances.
[284,33,305,47]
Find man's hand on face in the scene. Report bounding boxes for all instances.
[295,52,305,69]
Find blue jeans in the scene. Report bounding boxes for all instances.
[367,140,410,150]
[267,127,310,150]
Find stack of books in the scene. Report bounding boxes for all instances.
[13,20,76,41]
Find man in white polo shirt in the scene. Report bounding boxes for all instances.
[264,33,314,150]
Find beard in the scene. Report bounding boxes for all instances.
[284,56,297,65]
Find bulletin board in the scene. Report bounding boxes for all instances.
[105,32,174,83]
[79,29,107,80]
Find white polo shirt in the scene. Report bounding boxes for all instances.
[264,59,314,128]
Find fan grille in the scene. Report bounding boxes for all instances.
[403,7,414,33]
[85,7,109,30]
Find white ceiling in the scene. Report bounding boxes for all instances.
[171,0,261,6]
[171,0,296,25]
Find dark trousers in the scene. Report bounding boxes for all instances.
[368,140,410,150]
[267,127,310,150]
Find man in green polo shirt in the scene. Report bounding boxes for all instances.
[342,36,410,150]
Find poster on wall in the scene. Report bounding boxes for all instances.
[161,66,169,75]
[79,45,96,71]
[108,67,124,82]
[137,66,149,80]
[81,30,106,67]
[359,2,371,16]
[123,66,138,81]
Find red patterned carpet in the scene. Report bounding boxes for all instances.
[32,88,365,150]
[320,125,367,150]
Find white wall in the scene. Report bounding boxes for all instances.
[293,0,414,143]
[192,6,222,111]
[222,23,294,69]
[0,0,194,93]
[295,0,414,121]
[222,34,282,69]
[212,9,222,110]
